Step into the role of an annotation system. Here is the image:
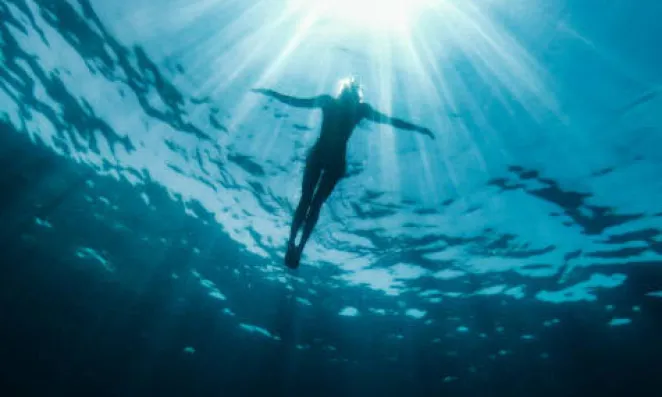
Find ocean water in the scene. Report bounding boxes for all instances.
[1,0,661,396]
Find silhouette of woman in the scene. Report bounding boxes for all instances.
[252,77,434,268]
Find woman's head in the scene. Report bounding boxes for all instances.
[336,77,364,105]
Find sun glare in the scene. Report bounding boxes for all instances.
[306,0,432,31]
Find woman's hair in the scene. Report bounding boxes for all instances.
[336,76,364,103]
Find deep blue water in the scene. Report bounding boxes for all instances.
[1,0,662,396]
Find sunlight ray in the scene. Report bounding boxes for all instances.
[395,32,444,203]
[181,2,302,96]
[371,40,400,195]
[225,7,323,133]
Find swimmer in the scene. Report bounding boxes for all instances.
[252,77,434,268]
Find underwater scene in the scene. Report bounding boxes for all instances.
[1,0,661,396]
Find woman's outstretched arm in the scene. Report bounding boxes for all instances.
[362,104,434,139]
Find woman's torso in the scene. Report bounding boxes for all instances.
[314,101,364,158]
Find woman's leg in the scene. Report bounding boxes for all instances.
[288,157,321,249]
[293,171,342,262]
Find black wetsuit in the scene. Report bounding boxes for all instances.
[306,100,366,181]
[251,87,433,269]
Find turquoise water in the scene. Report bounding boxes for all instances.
[1,1,661,396]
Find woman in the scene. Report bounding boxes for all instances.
[252,77,434,268]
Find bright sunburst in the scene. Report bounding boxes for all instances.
[297,0,433,31]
